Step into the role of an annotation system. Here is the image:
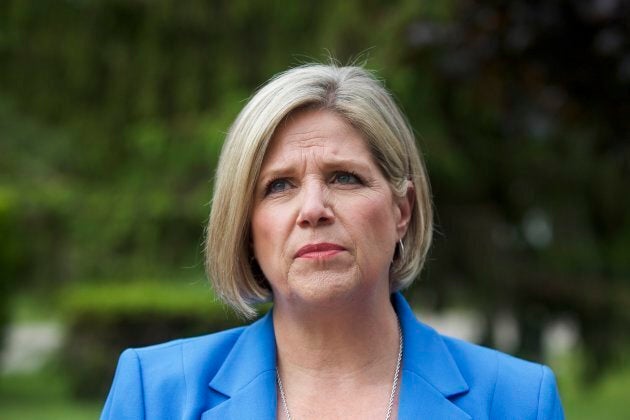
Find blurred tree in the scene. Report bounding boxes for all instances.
[0,187,22,349]
[394,0,630,379]
[0,0,628,381]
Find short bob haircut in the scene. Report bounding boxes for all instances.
[206,63,433,318]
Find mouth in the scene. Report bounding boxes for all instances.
[294,243,346,259]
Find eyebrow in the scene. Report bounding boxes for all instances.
[257,156,374,185]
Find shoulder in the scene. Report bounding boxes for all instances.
[442,334,542,387]
[100,327,247,420]
[393,292,564,418]
[441,335,564,419]
[131,326,245,372]
[124,325,247,385]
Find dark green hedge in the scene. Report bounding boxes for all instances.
[58,281,254,400]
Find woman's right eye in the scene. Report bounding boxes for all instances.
[265,178,291,195]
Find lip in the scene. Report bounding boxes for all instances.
[294,243,346,259]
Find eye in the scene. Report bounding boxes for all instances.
[332,171,362,185]
[265,178,292,195]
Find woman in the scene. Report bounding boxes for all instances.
[101,64,564,419]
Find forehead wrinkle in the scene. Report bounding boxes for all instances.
[259,146,328,184]
[262,145,374,178]
[264,130,334,167]
[261,112,376,181]
[282,128,333,150]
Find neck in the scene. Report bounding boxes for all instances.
[273,289,399,378]
[272,289,402,419]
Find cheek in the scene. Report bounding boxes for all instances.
[357,197,399,236]
[340,199,393,259]
[251,206,290,264]
[251,210,272,259]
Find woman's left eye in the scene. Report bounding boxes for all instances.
[332,172,361,185]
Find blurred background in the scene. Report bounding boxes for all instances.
[1,0,629,418]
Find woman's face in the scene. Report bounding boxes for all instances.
[251,109,412,308]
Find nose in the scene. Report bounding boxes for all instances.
[297,182,334,228]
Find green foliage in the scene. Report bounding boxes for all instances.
[0,0,628,382]
[0,371,101,420]
[60,280,234,319]
[58,280,248,399]
[0,185,24,349]
[552,352,630,420]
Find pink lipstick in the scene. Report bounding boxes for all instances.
[295,243,346,259]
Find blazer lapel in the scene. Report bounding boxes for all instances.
[393,293,472,419]
[202,294,471,419]
[202,311,278,420]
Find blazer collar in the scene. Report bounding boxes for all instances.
[392,292,471,419]
[203,311,278,420]
[203,293,471,419]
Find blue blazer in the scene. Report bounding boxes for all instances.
[101,293,564,419]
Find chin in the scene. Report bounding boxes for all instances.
[284,266,363,307]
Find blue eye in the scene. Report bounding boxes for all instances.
[266,178,291,195]
[334,172,361,185]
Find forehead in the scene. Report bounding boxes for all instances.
[263,109,371,164]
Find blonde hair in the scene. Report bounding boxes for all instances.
[205,64,433,318]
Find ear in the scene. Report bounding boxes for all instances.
[395,181,414,239]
